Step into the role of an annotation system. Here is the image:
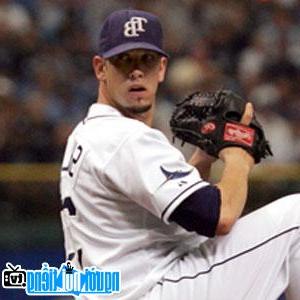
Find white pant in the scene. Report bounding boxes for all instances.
[143,194,300,300]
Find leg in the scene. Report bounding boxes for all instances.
[145,194,300,300]
[286,227,300,299]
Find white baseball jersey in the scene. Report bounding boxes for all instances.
[60,103,210,299]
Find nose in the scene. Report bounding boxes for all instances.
[129,69,144,80]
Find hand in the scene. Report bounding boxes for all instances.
[219,102,255,168]
[189,148,217,181]
[192,147,217,165]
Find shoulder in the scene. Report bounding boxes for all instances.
[68,104,170,161]
[80,110,165,146]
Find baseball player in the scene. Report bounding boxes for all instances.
[60,9,300,300]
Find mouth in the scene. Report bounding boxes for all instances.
[124,84,151,114]
[128,85,147,94]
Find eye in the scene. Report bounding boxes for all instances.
[118,53,132,63]
[141,53,160,65]
[109,53,132,66]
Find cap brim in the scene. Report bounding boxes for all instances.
[101,42,169,58]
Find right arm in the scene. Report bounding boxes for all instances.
[215,102,254,234]
[170,103,254,236]
[215,147,254,234]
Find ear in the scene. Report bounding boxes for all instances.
[158,57,168,83]
[92,55,106,81]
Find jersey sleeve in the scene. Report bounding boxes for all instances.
[102,126,210,223]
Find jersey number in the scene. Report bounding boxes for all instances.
[63,144,83,177]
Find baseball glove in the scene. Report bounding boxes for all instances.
[170,90,273,163]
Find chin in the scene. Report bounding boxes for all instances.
[125,95,153,112]
[125,103,152,114]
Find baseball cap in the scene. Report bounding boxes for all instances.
[98,9,168,58]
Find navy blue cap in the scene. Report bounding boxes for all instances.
[98,9,168,58]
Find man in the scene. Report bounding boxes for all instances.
[60,9,300,300]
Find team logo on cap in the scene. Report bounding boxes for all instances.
[124,17,148,37]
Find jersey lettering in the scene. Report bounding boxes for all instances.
[63,144,83,177]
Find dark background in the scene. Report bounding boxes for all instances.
[1,0,300,299]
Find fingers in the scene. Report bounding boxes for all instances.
[240,102,254,126]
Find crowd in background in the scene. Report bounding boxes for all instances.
[1,0,300,163]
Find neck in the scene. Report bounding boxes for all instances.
[132,105,155,127]
[97,86,154,127]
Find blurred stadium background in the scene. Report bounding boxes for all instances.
[0,0,300,299]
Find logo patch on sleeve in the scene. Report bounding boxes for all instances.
[160,166,193,180]
[224,123,254,147]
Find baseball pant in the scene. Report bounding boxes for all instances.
[142,194,300,300]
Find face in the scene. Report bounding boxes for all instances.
[93,49,167,118]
